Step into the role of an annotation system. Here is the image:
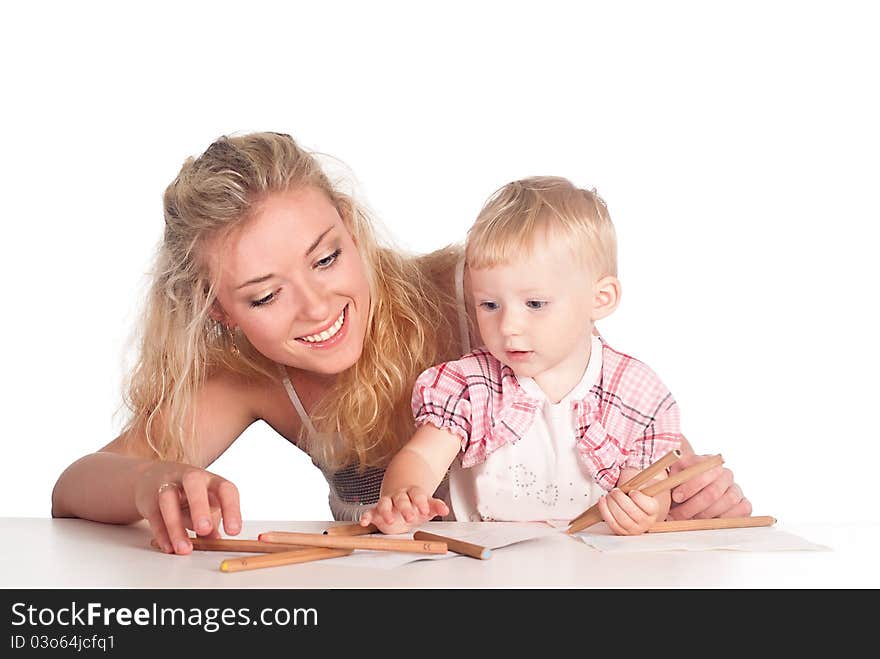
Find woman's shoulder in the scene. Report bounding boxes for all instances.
[208,365,312,444]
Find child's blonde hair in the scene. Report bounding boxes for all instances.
[124,132,460,469]
[466,176,617,277]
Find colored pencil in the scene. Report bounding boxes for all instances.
[413,531,491,560]
[566,449,683,534]
[647,516,776,533]
[567,453,723,534]
[220,547,352,573]
[151,537,308,553]
[259,531,447,555]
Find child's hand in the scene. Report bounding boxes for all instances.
[597,488,660,536]
[359,487,449,535]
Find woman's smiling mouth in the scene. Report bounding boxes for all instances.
[293,304,349,348]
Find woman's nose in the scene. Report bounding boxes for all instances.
[294,281,330,321]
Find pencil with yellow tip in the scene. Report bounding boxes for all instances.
[220,547,353,573]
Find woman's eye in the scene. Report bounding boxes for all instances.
[316,248,342,269]
[479,301,499,311]
[250,291,277,308]
[526,300,547,309]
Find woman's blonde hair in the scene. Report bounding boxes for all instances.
[466,176,617,277]
[124,132,460,469]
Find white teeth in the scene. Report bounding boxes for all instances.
[299,308,345,343]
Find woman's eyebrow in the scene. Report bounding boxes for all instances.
[236,273,273,290]
[305,226,334,256]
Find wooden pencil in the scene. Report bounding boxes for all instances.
[640,454,724,497]
[565,449,683,534]
[151,537,310,553]
[566,453,723,534]
[220,547,353,573]
[413,531,491,560]
[323,523,378,536]
[647,516,776,533]
[259,531,448,555]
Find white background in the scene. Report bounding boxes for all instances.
[1,1,877,525]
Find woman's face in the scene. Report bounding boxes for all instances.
[209,187,371,376]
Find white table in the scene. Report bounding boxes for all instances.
[1,517,878,588]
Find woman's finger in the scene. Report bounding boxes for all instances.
[145,512,174,554]
[212,478,242,536]
[157,483,192,554]
[669,454,725,504]
[695,483,748,519]
[668,467,734,520]
[181,472,213,536]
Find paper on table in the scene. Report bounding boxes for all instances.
[545,520,830,553]
[329,521,560,570]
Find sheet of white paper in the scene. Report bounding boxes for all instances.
[550,520,831,553]
[329,521,560,570]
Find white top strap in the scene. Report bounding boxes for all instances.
[276,364,318,439]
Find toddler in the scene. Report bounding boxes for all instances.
[361,176,682,535]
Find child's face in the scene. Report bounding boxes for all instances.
[469,233,597,389]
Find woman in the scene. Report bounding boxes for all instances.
[51,132,751,555]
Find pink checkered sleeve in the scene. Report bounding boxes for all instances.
[574,343,683,489]
[411,351,540,466]
[411,361,474,450]
[600,345,683,472]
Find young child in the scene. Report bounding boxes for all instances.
[360,176,683,535]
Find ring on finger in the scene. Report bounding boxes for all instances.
[157,482,179,496]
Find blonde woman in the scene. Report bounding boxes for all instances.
[51,133,751,555]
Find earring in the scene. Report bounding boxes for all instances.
[227,325,240,356]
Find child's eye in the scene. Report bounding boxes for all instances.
[250,290,279,308]
[479,301,499,311]
[526,300,547,310]
[315,248,342,269]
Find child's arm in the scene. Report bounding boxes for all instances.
[360,425,462,534]
[597,468,671,536]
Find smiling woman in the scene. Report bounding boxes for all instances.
[51,132,465,554]
[50,132,751,556]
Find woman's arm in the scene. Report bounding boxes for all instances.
[51,370,263,553]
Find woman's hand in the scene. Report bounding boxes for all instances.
[666,449,752,520]
[359,486,449,535]
[134,462,242,555]
[598,488,661,535]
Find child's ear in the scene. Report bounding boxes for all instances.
[591,275,621,321]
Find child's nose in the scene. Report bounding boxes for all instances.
[499,309,522,336]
